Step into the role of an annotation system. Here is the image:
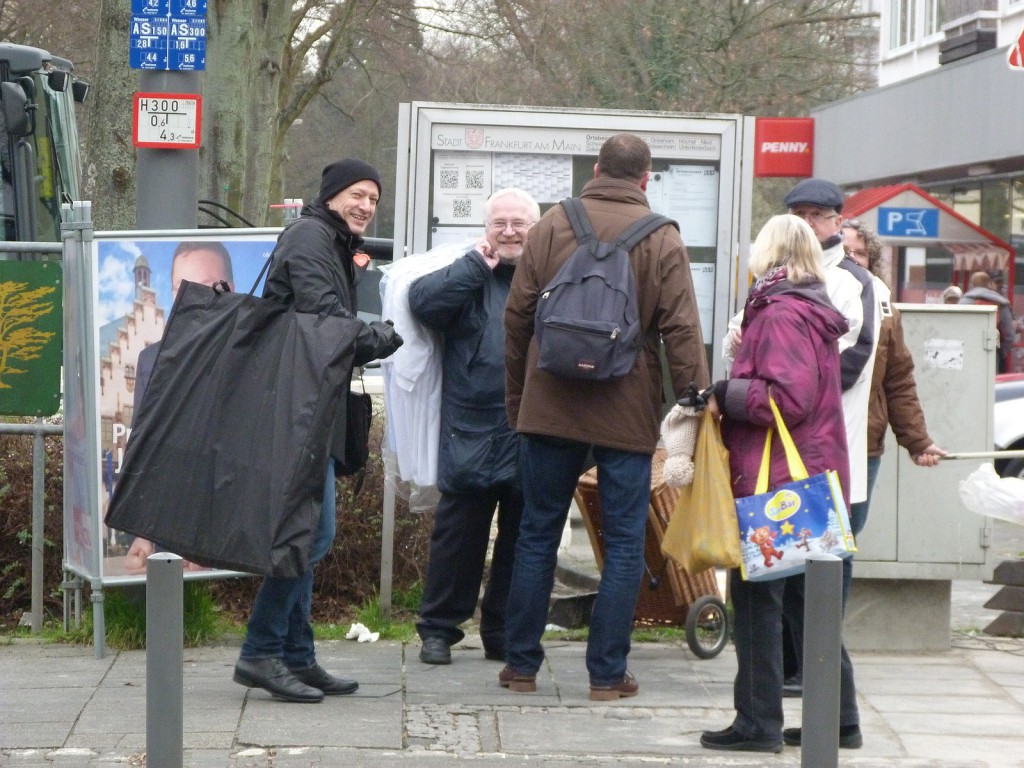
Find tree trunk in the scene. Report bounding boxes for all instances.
[84,0,136,230]
[202,0,289,226]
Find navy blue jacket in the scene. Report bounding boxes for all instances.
[408,250,519,494]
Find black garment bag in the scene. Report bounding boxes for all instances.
[106,279,363,578]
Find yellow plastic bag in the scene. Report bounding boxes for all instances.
[660,409,742,575]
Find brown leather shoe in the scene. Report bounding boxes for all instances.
[589,671,639,701]
[498,665,537,693]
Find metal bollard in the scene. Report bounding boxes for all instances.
[146,554,184,768]
[801,554,843,768]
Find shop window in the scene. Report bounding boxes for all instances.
[980,180,1011,245]
[950,185,981,225]
[1013,178,1024,240]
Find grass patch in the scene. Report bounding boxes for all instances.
[541,625,690,644]
[8,582,234,649]
[315,582,423,643]
[104,582,233,649]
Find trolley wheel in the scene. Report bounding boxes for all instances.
[685,594,729,659]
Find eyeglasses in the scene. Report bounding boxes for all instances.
[846,248,868,260]
[790,209,838,224]
[487,219,532,232]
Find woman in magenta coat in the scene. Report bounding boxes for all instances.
[701,214,858,754]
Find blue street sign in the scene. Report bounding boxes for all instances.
[132,0,170,15]
[130,15,170,69]
[168,16,206,70]
[171,0,208,15]
[877,207,939,238]
[130,12,206,71]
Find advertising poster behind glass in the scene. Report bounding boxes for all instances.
[93,232,278,582]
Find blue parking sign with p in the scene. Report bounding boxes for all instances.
[877,207,939,238]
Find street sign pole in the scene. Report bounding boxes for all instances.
[131,0,207,229]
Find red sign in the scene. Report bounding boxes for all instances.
[753,118,814,178]
[1009,23,1024,70]
[132,92,202,149]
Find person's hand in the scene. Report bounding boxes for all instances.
[367,319,404,360]
[912,443,946,467]
[475,237,498,270]
[706,393,721,419]
[124,537,155,574]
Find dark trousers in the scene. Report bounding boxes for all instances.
[734,570,859,740]
[781,574,860,728]
[730,569,786,740]
[416,484,522,649]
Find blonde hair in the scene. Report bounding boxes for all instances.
[748,214,825,284]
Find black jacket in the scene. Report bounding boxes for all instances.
[408,250,519,493]
[262,202,375,458]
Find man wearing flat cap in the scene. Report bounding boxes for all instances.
[782,177,879,420]
[232,159,404,703]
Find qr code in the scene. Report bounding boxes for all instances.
[439,169,459,189]
[452,198,472,219]
[465,170,485,189]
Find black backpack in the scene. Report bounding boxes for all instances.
[534,198,676,381]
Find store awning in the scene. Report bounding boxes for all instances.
[944,242,1013,273]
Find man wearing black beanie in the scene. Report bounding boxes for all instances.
[232,160,403,703]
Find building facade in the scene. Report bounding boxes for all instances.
[813,0,1024,321]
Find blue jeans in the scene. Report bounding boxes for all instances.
[240,462,336,668]
[843,455,881,608]
[505,436,651,686]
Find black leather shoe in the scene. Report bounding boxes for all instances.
[783,724,863,749]
[700,725,783,753]
[233,657,323,703]
[288,663,358,695]
[419,636,451,665]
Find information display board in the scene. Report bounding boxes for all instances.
[395,104,755,378]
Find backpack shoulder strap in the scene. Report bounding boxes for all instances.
[616,213,678,251]
[559,197,596,246]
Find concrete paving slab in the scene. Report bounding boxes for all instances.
[0,686,92,725]
[866,693,1023,715]
[898,732,1020,767]
[237,695,403,749]
[0,722,75,750]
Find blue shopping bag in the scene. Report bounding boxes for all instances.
[734,397,856,582]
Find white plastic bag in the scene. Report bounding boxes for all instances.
[958,463,1024,526]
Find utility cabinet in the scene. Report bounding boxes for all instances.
[846,304,995,651]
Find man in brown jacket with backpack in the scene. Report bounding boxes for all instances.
[500,133,708,700]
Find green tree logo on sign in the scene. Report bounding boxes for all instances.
[0,281,57,388]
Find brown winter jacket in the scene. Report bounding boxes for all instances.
[867,305,934,458]
[504,176,709,454]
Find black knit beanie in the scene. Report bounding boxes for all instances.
[315,159,382,206]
